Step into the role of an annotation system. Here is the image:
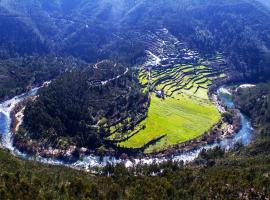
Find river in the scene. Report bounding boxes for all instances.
[0,86,254,171]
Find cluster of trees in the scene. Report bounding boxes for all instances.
[1,0,270,82]
[20,61,149,150]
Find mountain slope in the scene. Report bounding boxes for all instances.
[0,142,270,199]
[0,0,269,81]
[16,61,149,155]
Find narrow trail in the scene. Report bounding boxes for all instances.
[101,67,129,85]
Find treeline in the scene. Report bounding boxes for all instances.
[20,61,149,151]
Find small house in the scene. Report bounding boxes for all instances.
[156,89,165,98]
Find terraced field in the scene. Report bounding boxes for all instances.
[108,29,227,153]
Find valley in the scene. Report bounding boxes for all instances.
[0,29,254,170]
[0,1,270,198]
[1,29,232,159]
[0,78,254,170]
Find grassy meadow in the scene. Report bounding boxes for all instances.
[119,93,220,153]
[115,63,224,152]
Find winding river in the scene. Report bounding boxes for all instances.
[0,86,254,171]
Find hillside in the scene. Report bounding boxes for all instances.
[16,61,149,156]
[0,0,269,80]
[0,138,270,199]
[0,0,270,199]
[1,84,269,199]
[234,83,270,136]
[0,56,84,102]
[0,0,146,63]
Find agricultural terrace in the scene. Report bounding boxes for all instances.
[107,56,226,153]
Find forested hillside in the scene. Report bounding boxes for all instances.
[0,141,270,199]
[0,0,269,81]
[17,61,149,155]
[0,0,146,64]
[0,1,270,199]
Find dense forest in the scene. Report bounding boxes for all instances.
[0,0,269,81]
[0,0,146,64]
[17,61,149,154]
[0,139,270,199]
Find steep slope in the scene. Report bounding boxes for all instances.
[0,143,270,199]
[121,0,270,81]
[16,61,149,155]
[0,0,145,63]
[234,83,270,136]
[0,56,84,101]
[0,0,269,81]
[0,7,48,58]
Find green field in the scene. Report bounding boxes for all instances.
[119,93,220,153]
[109,60,226,153]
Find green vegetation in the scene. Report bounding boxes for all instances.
[1,84,270,199]
[120,94,220,153]
[118,63,223,152]
[0,142,270,199]
[18,61,149,153]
